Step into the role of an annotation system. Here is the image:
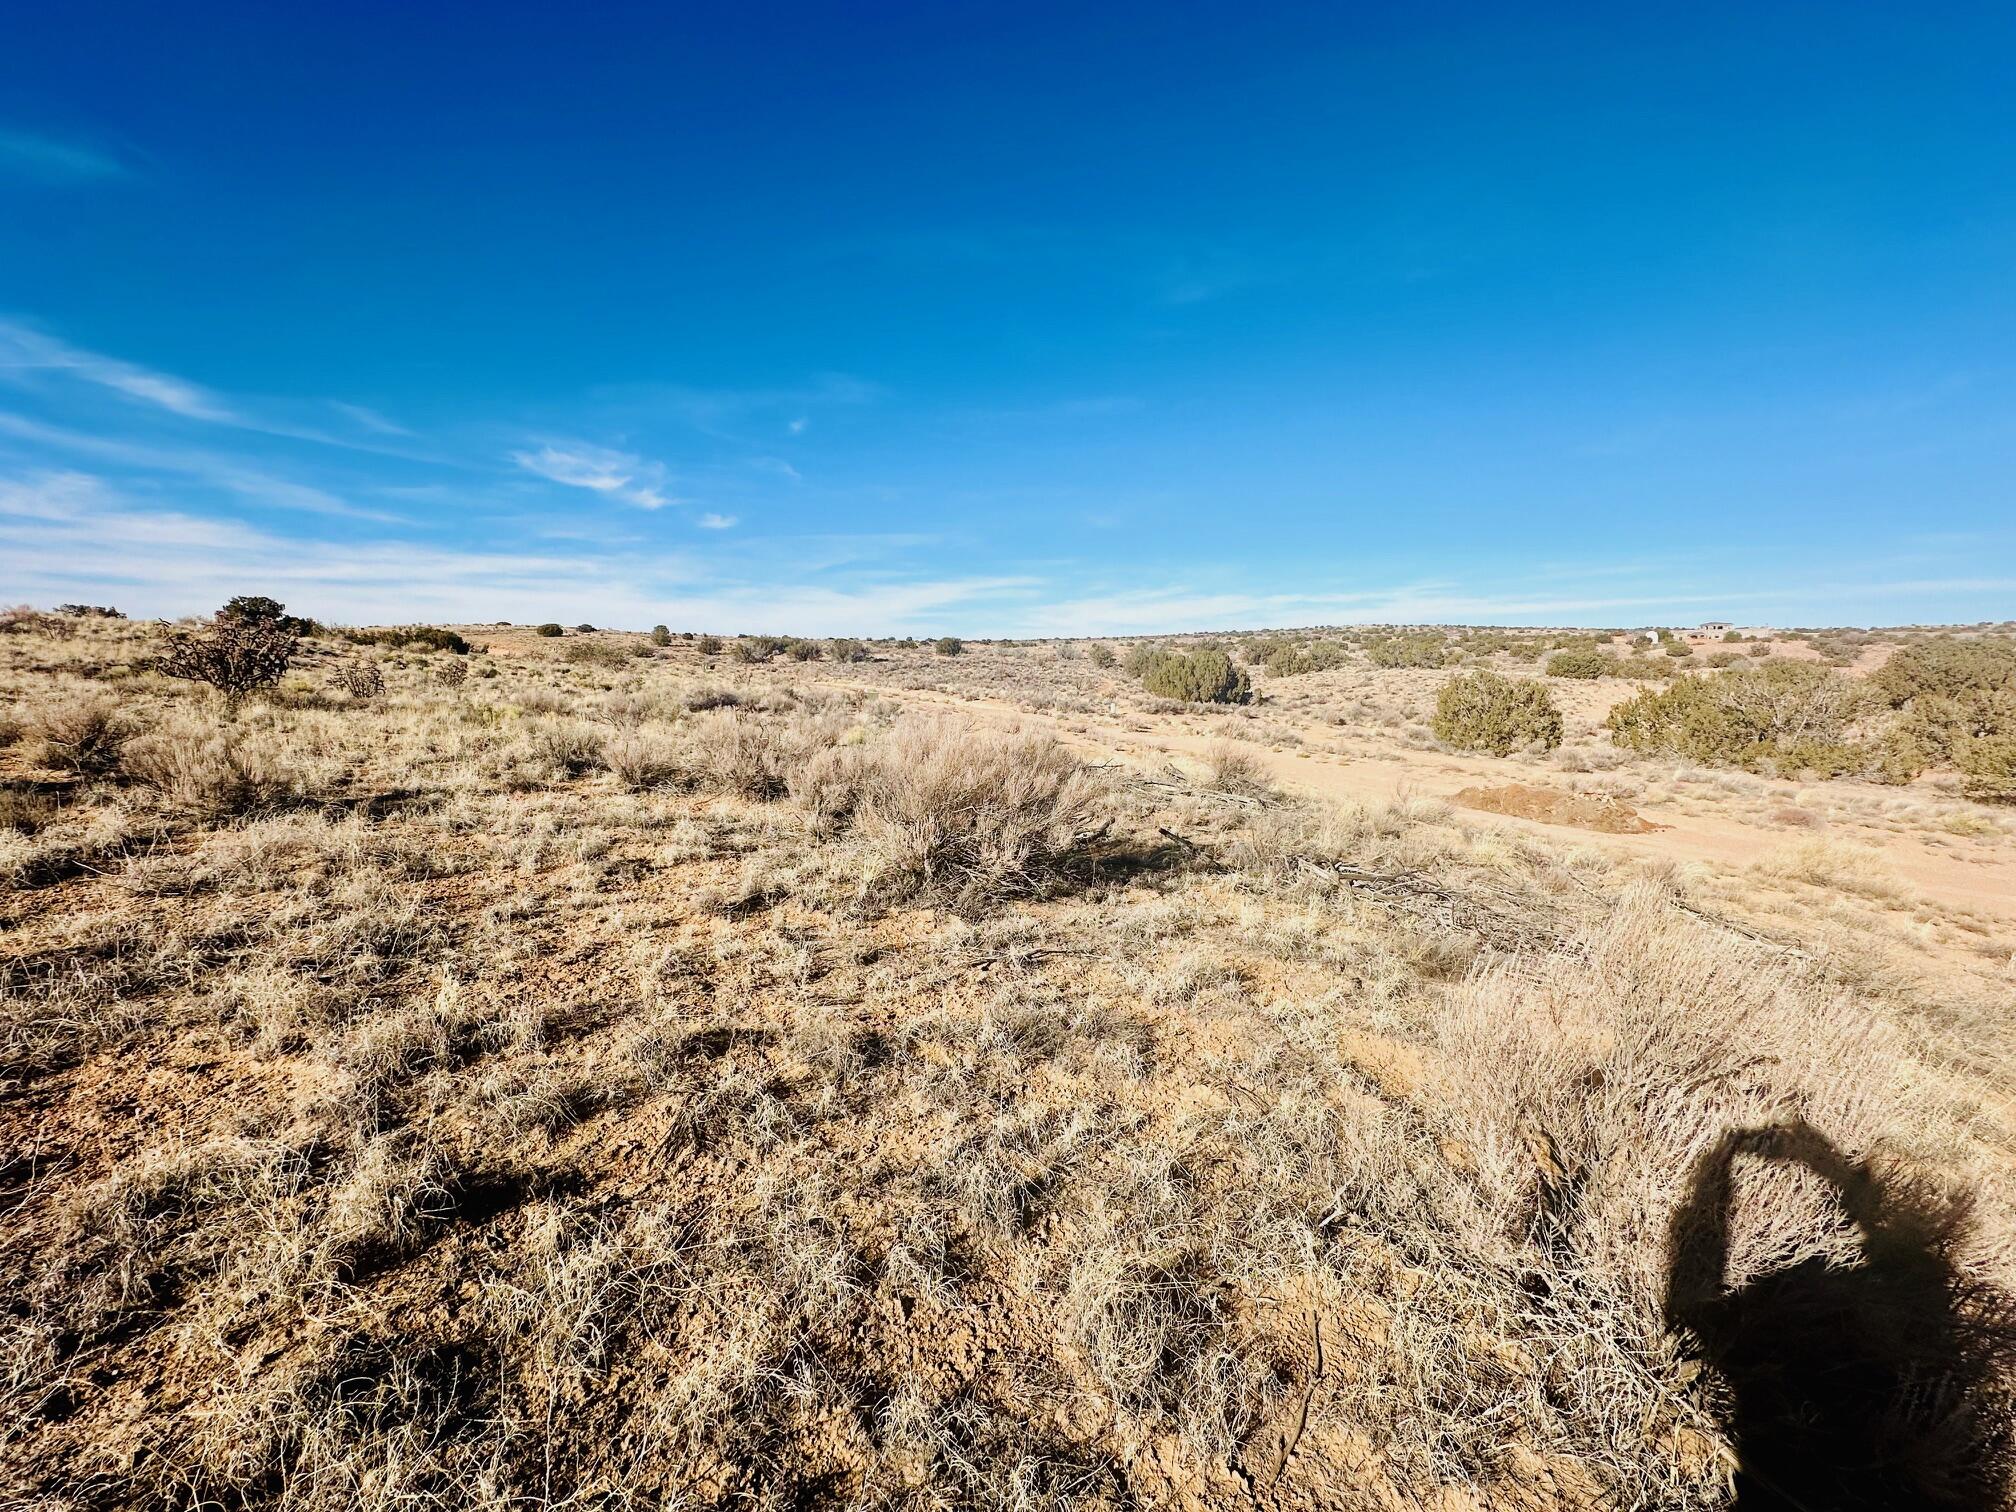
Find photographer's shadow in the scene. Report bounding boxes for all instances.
[1664,1123,2016,1510]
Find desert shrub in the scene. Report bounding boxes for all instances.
[1259,640,1348,678]
[787,742,877,834]
[1087,644,1116,669]
[1546,648,1612,679]
[1365,633,1449,669]
[732,635,787,664]
[1139,648,1252,705]
[601,732,682,791]
[1723,629,1743,642]
[850,720,1101,908]
[220,595,317,635]
[785,637,824,661]
[435,659,468,689]
[153,614,297,704]
[695,634,723,656]
[56,604,125,619]
[1431,671,1563,755]
[688,711,831,799]
[828,638,868,663]
[499,719,605,786]
[332,662,385,699]
[934,636,964,657]
[1871,636,2016,705]
[1957,735,2016,803]
[1705,652,1743,668]
[650,624,671,647]
[23,695,131,776]
[0,605,62,636]
[344,625,469,655]
[1122,643,1167,678]
[123,717,303,817]
[561,640,628,669]
[534,623,563,638]
[1608,662,1870,768]
[1664,642,1693,658]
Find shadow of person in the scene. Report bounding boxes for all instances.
[1664,1123,2016,1510]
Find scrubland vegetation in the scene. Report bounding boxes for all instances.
[4,608,2015,1509]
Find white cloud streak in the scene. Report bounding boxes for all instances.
[509,442,679,509]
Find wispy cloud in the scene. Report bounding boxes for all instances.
[510,441,678,509]
[0,412,405,522]
[0,469,1029,632]
[0,128,125,184]
[330,401,413,437]
[696,512,738,530]
[0,320,234,420]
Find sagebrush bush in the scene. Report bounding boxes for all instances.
[1431,671,1563,755]
[561,640,628,670]
[934,636,964,657]
[1086,644,1115,669]
[695,634,723,656]
[24,695,131,776]
[689,710,840,800]
[849,720,1100,908]
[1138,648,1252,705]
[534,623,563,637]
[123,717,302,816]
[650,625,671,647]
[1546,648,1612,679]
[600,732,682,791]
[828,638,867,663]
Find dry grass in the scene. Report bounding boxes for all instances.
[2,617,2013,1510]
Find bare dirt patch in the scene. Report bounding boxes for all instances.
[1452,781,1666,833]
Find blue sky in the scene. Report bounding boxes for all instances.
[3,2,2013,633]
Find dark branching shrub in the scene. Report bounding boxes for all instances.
[344,625,469,655]
[1138,648,1252,705]
[436,659,468,689]
[733,635,787,664]
[828,638,868,663]
[650,624,672,647]
[695,634,724,656]
[934,636,965,657]
[155,614,297,704]
[333,662,386,699]
[1546,648,1613,680]
[1607,662,1870,770]
[1431,671,1563,755]
[785,637,824,662]
[56,604,125,619]
[0,605,71,638]
[534,623,563,638]
[220,595,316,635]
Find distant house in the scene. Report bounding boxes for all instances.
[1699,621,1733,635]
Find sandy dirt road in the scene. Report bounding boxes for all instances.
[830,679,2016,925]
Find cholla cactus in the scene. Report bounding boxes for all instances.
[155,615,297,705]
[335,661,386,699]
